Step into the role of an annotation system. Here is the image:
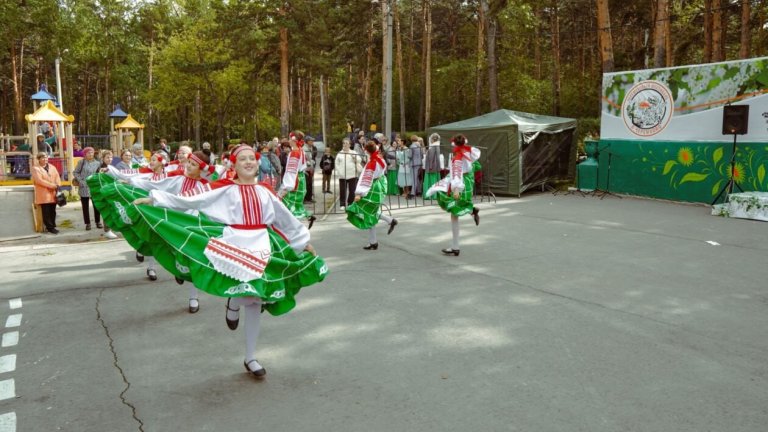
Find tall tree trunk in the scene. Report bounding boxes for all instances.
[711,0,723,62]
[665,0,673,66]
[484,0,499,111]
[381,0,388,127]
[362,19,374,133]
[534,5,542,79]
[419,0,432,130]
[395,1,407,135]
[653,0,669,67]
[10,42,25,135]
[551,0,561,116]
[280,26,290,136]
[740,0,751,58]
[147,37,155,147]
[476,2,486,115]
[596,0,614,73]
[720,2,728,61]
[704,0,713,62]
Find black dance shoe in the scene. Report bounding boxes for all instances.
[363,243,379,250]
[244,360,266,378]
[441,248,460,256]
[147,268,158,281]
[225,298,239,330]
[175,276,184,285]
[308,215,317,230]
[188,298,199,314]
[136,252,145,263]
[472,208,480,226]
[387,218,398,235]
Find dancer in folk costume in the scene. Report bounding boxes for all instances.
[165,145,192,175]
[100,151,212,313]
[346,141,399,250]
[425,134,481,256]
[278,132,317,229]
[128,145,327,378]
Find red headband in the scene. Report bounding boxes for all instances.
[188,153,209,171]
[230,145,254,164]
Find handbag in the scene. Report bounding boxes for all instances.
[72,160,83,187]
[56,189,67,207]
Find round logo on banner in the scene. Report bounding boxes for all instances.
[622,80,674,137]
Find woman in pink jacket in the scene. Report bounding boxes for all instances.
[31,153,62,234]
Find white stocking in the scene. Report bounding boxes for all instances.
[243,299,263,363]
[379,213,393,224]
[146,257,156,271]
[451,215,460,250]
[368,228,377,245]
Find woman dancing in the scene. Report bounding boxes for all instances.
[346,141,398,250]
[425,134,480,256]
[278,132,316,229]
[131,145,326,378]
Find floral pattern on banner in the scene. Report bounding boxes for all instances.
[634,144,768,196]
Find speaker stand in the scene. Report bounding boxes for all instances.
[588,144,622,200]
[711,133,744,205]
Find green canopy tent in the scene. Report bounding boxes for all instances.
[428,109,577,197]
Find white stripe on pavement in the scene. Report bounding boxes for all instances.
[3,316,21,329]
[7,299,21,310]
[0,380,15,401]
[0,412,15,432]
[1,333,18,348]
[0,356,15,375]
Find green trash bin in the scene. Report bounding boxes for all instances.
[577,139,598,191]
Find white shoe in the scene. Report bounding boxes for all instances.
[104,231,118,239]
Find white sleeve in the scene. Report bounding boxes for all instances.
[470,147,481,161]
[268,192,310,253]
[106,165,141,181]
[148,185,229,216]
[130,175,179,193]
[279,153,299,193]
[439,154,445,170]
[449,157,464,192]
[355,164,375,196]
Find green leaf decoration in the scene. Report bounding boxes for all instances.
[713,147,723,164]
[662,160,677,175]
[759,164,766,185]
[711,180,723,196]
[680,172,709,184]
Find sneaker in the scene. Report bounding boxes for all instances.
[47,228,59,234]
[96,222,103,229]
[85,224,92,231]
[104,231,118,239]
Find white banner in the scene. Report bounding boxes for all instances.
[601,57,768,142]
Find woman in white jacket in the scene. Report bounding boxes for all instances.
[335,138,363,208]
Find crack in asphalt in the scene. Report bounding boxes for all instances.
[95,288,145,432]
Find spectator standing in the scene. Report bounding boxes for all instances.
[410,135,424,196]
[97,149,119,239]
[303,135,318,203]
[131,143,148,167]
[115,149,133,170]
[73,147,103,230]
[202,142,216,165]
[378,133,399,196]
[319,147,334,194]
[423,133,445,198]
[335,138,362,208]
[396,137,413,198]
[353,134,368,164]
[31,153,61,234]
[72,140,84,157]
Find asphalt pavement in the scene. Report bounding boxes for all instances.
[0,192,766,432]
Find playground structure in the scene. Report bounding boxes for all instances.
[111,113,145,155]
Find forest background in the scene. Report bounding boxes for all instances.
[1,0,765,152]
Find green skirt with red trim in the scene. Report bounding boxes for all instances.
[87,173,327,316]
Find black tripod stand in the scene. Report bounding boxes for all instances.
[712,104,749,206]
[589,143,622,200]
[711,133,744,205]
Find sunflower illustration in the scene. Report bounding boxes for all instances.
[727,162,746,182]
[677,147,694,166]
